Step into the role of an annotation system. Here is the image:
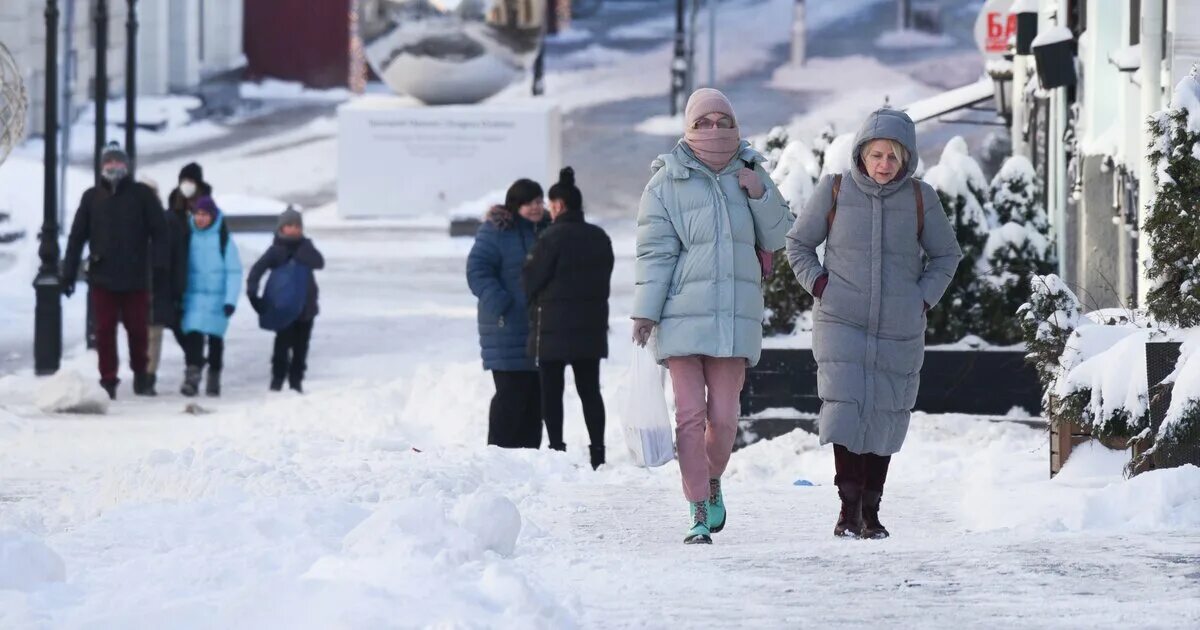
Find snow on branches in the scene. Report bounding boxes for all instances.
[1145,67,1200,327]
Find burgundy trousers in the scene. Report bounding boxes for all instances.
[91,287,150,384]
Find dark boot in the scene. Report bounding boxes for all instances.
[834,483,864,538]
[99,379,119,401]
[861,490,890,539]
[206,369,221,397]
[133,372,156,397]
[180,366,202,397]
[549,442,566,452]
[269,376,284,392]
[288,374,303,394]
[588,444,605,471]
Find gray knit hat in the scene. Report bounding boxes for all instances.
[277,206,303,231]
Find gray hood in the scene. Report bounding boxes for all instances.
[851,107,918,197]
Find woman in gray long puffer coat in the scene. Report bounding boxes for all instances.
[633,88,792,545]
[786,108,962,540]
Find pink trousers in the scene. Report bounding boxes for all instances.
[667,355,747,503]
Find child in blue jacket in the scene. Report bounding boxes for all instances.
[180,196,241,397]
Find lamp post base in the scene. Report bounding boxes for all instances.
[33,272,62,376]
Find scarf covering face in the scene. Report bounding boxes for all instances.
[683,88,740,172]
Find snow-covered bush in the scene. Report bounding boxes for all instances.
[978,156,1056,344]
[762,131,823,334]
[924,137,994,344]
[757,125,790,171]
[812,124,837,172]
[1145,67,1200,328]
[1018,274,1082,396]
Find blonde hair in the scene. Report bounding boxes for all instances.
[861,139,909,168]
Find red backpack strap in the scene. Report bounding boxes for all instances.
[913,178,925,240]
[826,174,842,233]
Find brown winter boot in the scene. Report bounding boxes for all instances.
[861,490,890,539]
[834,483,864,538]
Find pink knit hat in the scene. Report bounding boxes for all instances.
[684,88,737,127]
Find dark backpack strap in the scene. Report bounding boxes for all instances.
[826,174,843,233]
[912,178,925,240]
[219,222,230,257]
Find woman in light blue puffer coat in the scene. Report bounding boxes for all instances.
[632,88,792,545]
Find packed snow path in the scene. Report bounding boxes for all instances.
[1,227,1198,628]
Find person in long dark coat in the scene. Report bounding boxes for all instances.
[61,142,167,400]
[522,167,615,469]
[148,163,214,393]
[786,108,962,539]
[467,179,549,449]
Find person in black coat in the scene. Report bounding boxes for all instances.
[523,167,615,469]
[147,163,213,394]
[61,142,167,400]
[246,207,325,393]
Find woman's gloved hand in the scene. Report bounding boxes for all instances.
[737,168,766,200]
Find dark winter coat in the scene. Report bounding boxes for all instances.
[63,176,167,293]
[151,208,191,327]
[785,108,963,456]
[467,206,548,372]
[522,209,614,362]
[246,236,326,322]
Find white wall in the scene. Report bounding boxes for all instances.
[1167,0,1200,90]
[1079,0,1121,156]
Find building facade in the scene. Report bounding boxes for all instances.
[1010,0,1200,310]
[0,0,244,137]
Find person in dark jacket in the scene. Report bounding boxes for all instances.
[61,142,166,400]
[246,207,325,393]
[522,167,614,469]
[467,178,549,449]
[148,163,212,394]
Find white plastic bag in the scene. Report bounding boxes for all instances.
[621,337,675,468]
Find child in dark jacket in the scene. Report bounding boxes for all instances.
[246,208,325,392]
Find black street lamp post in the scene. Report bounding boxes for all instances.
[670,0,686,115]
[93,0,108,185]
[125,0,136,174]
[34,0,63,376]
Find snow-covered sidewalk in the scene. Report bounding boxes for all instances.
[1,226,1198,628]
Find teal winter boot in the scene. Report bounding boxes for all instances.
[707,478,727,533]
[685,501,713,545]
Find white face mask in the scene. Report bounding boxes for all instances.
[179,181,197,198]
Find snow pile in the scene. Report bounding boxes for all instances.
[635,115,684,137]
[77,95,200,129]
[1161,329,1200,439]
[770,55,936,144]
[769,139,820,208]
[33,370,109,415]
[0,531,66,591]
[241,80,352,103]
[924,136,992,229]
[819,132,856,178]
[875,29,955,50]
[966,440,1200,532]
[1055,326,1155,428]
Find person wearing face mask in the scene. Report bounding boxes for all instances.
[785,108,962,539]
[632,88,793,544]
[168,162,211,219]
[62,142,167,400]
[467,178,550,449]
[147,163,212,393]
[522,167,615,469]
